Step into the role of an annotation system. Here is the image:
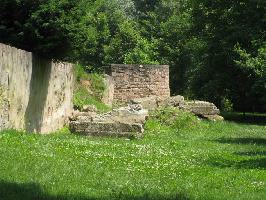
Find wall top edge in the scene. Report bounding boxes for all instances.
[0,43,72,66]
[0,43,32,55]
[110,64,169,68]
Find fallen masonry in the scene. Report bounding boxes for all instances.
[180,101,223,121]
[70,104,148,138]
[130,95,224,121]
[180,101,220,115]
[70,121,144,138]
[130,95,185,110]
[69,95,223,137]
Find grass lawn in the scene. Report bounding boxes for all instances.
[0,111,265,200]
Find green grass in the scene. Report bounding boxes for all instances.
[73,85,110,113]
[73,64,110,112]
[0,111,265,200]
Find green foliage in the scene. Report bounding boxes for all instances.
[73,84,109,112]
[1,0,265,112]
[73,64,110,112]
[124,38,159,64]
[0,0,86,58]
[146,107,200,133]
[75,64,105,97]
[187,0,266,112]
[221,97,233,112]
[233,43,266,112]
[104,20,159,64]
[234,43,266,77]
[74,64,89,81]
[88,73,106,100]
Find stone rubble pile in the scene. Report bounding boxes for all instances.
[129,95,185,110]
[130,95,224,121]
[70,104,148,137]
[70,95,223,137]
[180,101,223,121]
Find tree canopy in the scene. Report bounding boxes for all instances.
[0,0,265,112]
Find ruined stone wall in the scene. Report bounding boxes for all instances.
[108,64,170,102]
[0,43,74,133]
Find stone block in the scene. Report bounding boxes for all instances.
[70,104,148,137]
[162,95,185,107]
[70,121,144,137]
[180,101,220,116]
[130,96,159,110]
[93,104,148,124]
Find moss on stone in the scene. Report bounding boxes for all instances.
[0,86,4,106]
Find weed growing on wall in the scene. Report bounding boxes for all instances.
[0,86,7,107]
[73,64,110,112]
[88,73,106,100]
[0,87,3,105]
[74,64,90,81]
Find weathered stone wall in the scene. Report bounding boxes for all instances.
[101,74,114,106]
[107,64,170,102]
[0,43,74,133]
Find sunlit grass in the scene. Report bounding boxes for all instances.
[0,111,265,200]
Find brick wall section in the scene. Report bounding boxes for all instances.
[109,64,170,102]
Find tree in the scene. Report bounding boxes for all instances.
[187,0,266,110]
[0,0,88,58]
[234,43,266,112]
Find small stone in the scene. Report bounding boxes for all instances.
[129,96,158,110]
[69,110,96,121]
[203,115,224,121]
[129,104,143,111]
[82,105,97,112]
[161,95,185,107]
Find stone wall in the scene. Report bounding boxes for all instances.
[101,74,114,106]
[107,64,170,102]
[0,43,74,133]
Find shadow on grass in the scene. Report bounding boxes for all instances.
[207,137,266,169]
[0,180,191,200]
[215,137,266,146]
[221,112,266,126]
[235,151,266,156]
[207,157,266,169]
